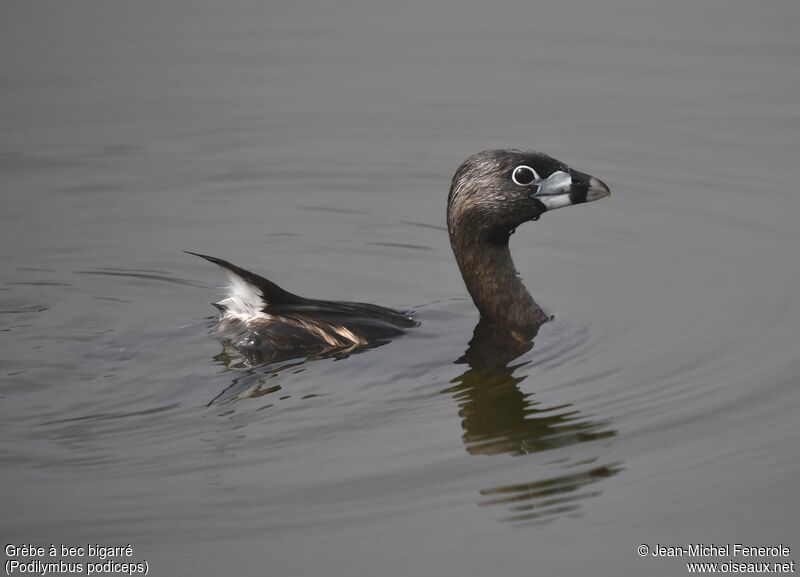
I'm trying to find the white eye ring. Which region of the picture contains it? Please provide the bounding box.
[512,165,540,186]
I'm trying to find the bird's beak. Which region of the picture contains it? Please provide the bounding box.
[532,169,610,212]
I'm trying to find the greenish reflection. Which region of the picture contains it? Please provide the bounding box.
[447,320,621,524]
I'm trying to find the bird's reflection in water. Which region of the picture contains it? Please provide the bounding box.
[206,352,302,406]
[206,342,365,405]
[206,317,621,524]
[446,320,621,524]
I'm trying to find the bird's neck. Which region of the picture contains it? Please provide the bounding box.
[449,221,548,338]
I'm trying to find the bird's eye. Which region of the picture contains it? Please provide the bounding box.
[511,165,539,186]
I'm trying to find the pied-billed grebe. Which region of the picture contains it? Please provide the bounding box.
[191,149,609,365]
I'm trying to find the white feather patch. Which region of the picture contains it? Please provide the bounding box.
[216,269,269,322]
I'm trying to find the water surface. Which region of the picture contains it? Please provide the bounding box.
[1,1,799,575]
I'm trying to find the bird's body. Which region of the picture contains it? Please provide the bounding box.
[192,149,608,366]
[187,253,415,366]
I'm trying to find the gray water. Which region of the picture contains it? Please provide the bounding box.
[2,1,799,575]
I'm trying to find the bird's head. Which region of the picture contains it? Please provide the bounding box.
[447,149,610,243]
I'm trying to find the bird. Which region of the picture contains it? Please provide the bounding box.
[190,149,609,366]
